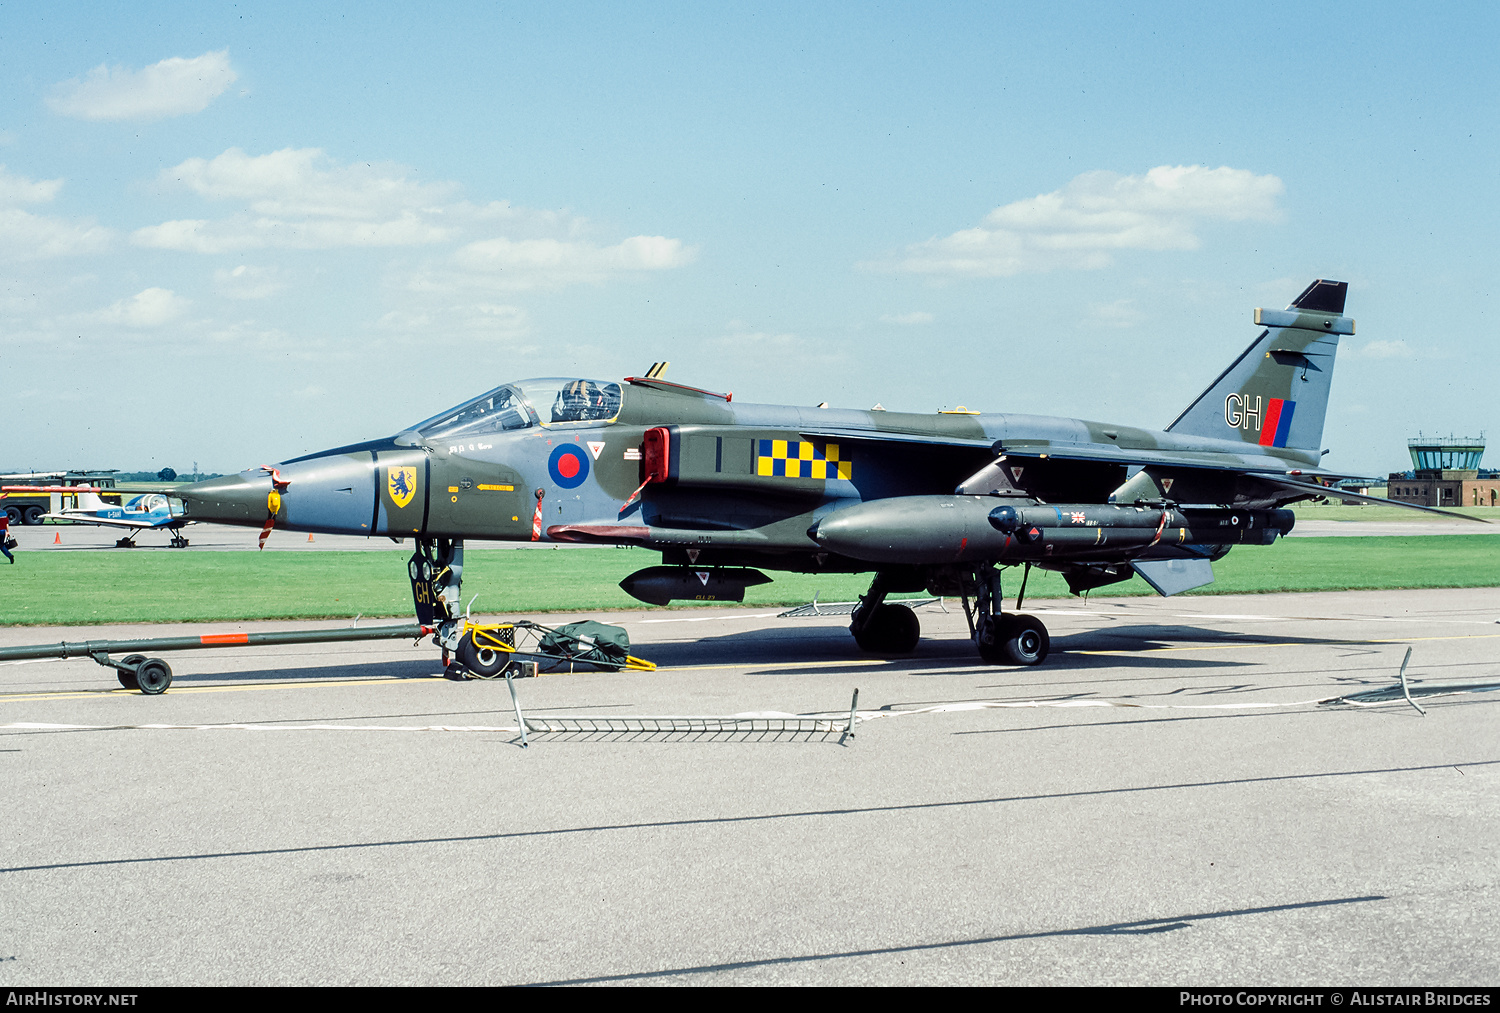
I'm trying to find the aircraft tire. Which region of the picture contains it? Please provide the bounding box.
[998,614,1049,666]
[116,655,146,690]
[456,632,508,679]
[852,603,920,653]
[875,603,920,653]
[135,659,172,695]
[975,617,1006,665]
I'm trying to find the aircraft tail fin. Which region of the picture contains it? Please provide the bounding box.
[1165,280,1353,462]
[73,491,107,511]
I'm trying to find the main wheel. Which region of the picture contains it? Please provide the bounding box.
[456,631,509,678]
[975,617,1009,664]
[998,614,1049,666]
[851,602,921,653]
[135,659,173,694]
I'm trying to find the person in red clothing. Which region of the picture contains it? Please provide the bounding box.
[0,511,14,563]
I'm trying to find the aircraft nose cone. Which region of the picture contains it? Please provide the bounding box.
[177,472,275,525]
[177,452,383,536]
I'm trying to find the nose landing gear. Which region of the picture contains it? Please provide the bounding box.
[409,537,466,675]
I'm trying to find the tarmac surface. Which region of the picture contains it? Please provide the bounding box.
[3,588,1498,985]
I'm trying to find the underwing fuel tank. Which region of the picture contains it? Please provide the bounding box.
[809,496,1294,564]
[619,566,773,606]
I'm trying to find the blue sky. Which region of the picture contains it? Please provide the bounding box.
[2,2,1495,476]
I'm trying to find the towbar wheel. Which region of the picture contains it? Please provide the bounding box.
[135,659,173,695]
[116,654,146,690]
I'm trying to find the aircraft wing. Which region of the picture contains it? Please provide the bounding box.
[992,440,1305,475]
[797,428,992,450]
[1254,476,1491,522]
[43,512,191,530]
[993,442,1487,522]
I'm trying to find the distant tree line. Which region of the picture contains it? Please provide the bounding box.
[113,470,225,483]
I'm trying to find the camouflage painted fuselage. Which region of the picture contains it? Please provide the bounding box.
[176,281,1357,596]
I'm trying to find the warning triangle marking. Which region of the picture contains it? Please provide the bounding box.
[1161,477,1175,493]
[686,548,700,563]
[696,571,711,586]
[586,441,605,460]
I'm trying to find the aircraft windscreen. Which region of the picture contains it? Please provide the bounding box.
[127,494,169,512]
[415,386,536,440]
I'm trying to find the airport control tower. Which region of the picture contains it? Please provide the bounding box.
[1388,435,1499,508]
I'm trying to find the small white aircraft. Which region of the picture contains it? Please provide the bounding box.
[40,488,193,548]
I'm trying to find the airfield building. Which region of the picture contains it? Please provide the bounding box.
[1387,436,1500,508]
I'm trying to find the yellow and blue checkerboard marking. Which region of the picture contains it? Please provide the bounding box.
[756,440,852,479]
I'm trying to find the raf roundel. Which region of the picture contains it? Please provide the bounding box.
[548,444,590,489]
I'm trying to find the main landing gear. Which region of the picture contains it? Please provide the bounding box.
[849,564,1051,666]
[967,563,1049,666]
[849,572,921,654]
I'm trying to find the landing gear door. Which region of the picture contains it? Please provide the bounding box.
[409,551,440,626]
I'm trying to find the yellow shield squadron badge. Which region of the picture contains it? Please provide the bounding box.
[388,466,417,509]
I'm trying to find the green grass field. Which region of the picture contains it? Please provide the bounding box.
[3,536,1498,626]
[1291,502,1499,522]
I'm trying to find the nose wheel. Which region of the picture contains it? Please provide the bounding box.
[410,537,468,672]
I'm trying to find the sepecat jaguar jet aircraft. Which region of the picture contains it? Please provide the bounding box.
[175,279,1474,669]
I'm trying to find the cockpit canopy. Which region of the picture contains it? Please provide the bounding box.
[126,494,171,513]
[413,378,623,441]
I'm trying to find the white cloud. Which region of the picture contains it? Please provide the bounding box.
[1348,339,1415,359]
[163,147,457,219]
[440,234,694,289]
[134,149,465,251]
[47,51,237,121]
[0,165,62,204]
[134,212,453,253]
[1087,298,1147,329]
[134,148,692,291]
[97,288,188,327]
[213,264,285,300]
[0,166,111,259]
[879,165,1284,277]
[0,209,112,259]
[378,302,529,337]
[880,311,934,325]
[703,325,848,374]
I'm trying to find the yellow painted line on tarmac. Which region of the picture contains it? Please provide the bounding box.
[8,632,1496,701]
[655,659,889,673]
[1075,632,1500,657]
[0,659,876,703]
[0,675,442,704]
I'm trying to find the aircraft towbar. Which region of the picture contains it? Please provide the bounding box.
[0,623,434,695]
